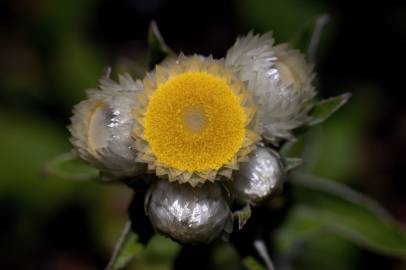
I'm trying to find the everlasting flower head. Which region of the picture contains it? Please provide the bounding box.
[132,54,258,186]
[69,74,146,178]
[226,32,316,141]
[69,31,317,243]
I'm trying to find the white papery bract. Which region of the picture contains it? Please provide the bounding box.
[226,32,316,142]
[145,179,233,244]
[230,147,284,204]
[69,74,146,178]
[67,29,323,244]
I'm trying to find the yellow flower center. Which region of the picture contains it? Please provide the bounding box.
[144,72,246,172]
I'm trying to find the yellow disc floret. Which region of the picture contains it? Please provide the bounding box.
[144,72,246,172]
[132,55,258,186]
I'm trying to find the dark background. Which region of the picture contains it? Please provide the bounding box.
[1,0,405,269]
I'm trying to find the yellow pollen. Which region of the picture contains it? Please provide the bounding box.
[144,72,246,172]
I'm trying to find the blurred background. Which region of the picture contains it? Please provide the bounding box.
[1,0,406,269]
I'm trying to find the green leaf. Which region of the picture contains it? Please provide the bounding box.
[290,14,330,62]
[132,235,181,269]
[281,173,406,259]
[243,256,266,270]
[147,21,173,70]
[307,93,351,126]
[233,204,252,230]
[284,157,303,172]
[276,212,362,270]
[43,152,99,181]
[106,221,144,270]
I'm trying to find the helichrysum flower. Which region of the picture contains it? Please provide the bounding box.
[145,179,233,244]
[132,54,259,186]
[69,74,146,178]
[226,32,316,142]
[69,31,316,243]
[230,147,284,205]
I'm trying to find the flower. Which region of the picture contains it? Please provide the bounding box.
[69,74,146,178]
[69,31,316,243]
[225,32,316,142]
[145,179,233,244]
[229,147,284,205]
[132,54,258,186]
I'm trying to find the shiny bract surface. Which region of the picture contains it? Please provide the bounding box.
[225,32,315,142]
[145,180,232,243]
[230,147,284,204]
[69,75,146,178]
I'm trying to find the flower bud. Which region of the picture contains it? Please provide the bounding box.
[225,32,316,142]
[69,74,146,178]
[230,147,284,204]
[145,180,232,244]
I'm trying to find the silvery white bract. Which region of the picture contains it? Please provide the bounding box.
[145,180,233,244]
[67,29,323,244]
[69,74,146,178]
[230,147,285,204]
[226,32,316,143]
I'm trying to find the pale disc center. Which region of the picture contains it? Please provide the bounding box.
[182,106,207,133]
